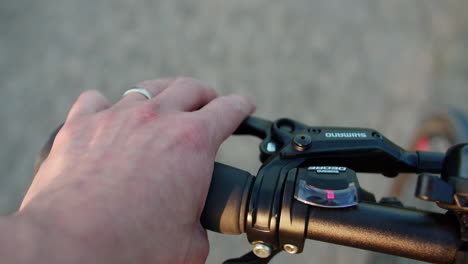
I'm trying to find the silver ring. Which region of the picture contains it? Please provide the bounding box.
[123,87,152,100]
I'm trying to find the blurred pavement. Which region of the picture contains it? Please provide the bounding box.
[1,1,468,263]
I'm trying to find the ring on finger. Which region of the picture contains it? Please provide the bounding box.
[123,87,153,100]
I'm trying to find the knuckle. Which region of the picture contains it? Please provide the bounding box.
[130,104,160,123]
[204,86,217,97]
[175,77,212,91]
[219,95,245,114]
[172,77,217,100]
[173,118,209,151]
[78,89,100,100]
[55,119,82,143]
[174,76,200,84]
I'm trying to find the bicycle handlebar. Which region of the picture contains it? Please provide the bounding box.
[37,116,468,264]
[305,202,459,263]
[202,163,461,263]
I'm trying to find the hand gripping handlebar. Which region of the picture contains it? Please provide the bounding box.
[37,117,468,264]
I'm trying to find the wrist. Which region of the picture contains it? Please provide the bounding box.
[15,201,124,264]
[0,213,43,264]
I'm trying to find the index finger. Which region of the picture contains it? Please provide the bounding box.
[196,94,256,146]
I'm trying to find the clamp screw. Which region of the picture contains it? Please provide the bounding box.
[283,244,299,254]
[293,134,312,151]
[252,242,272,258]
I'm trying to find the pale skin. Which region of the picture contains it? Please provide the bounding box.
[0,77,255,263]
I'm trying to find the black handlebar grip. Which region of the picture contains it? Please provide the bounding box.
[201,162,253,235]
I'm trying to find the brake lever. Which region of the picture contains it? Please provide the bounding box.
[234,116,272,139]
[243,117,445,176]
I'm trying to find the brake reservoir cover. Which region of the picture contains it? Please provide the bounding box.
[294,166,361,208]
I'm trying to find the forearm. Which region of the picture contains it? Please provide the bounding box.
[12,191,191,264]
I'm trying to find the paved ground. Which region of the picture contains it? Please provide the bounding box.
[1,1,468,263]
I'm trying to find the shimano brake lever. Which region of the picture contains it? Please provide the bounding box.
[234,116,272,139]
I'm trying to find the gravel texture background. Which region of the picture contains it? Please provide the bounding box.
[1,1,468,263]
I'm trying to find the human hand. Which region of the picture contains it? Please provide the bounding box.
[17,77,255,264]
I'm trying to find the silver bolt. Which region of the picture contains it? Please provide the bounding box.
[252,242,272,258]
[283,244,299,254]
[266,142,277,152]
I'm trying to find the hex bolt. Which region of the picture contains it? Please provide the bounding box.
[283,244,299,254]
[252,242,272,258]
[293,134,312,151]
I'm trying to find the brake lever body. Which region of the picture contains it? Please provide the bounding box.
[229,116,448,263]
[238,117,444,176]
